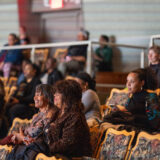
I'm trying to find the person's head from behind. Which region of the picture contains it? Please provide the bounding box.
[126,68,157,94]
[99,35,109,48]
[74,72,96,92]
[45,57,57,71]
[8,33,17,46]
[34,84,54,110]
[24,63,37,79]
[148,46,160,65]
[77,30,90,41]
[53,80,82,112]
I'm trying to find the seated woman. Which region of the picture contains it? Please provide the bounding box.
[5,62,41,125]
[44,80,92,158]
[0,84,58,160]
[104,68,158,130]
[0,33,23,78]
[74,72,101,126]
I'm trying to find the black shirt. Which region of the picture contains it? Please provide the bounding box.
[126,90,148,115]
[67,45,88,58]
[13,77,41,104]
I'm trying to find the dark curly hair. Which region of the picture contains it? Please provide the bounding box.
[53,80,84,112]
[35,84,54,108]
[131,67,158,90]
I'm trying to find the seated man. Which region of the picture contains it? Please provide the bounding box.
[5,63,41,125]
[40,58,63,85]
[94,35,113,71]
[58,30,89,75]
[148,45,160,87]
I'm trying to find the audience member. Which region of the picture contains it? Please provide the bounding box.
[94,35,113,71]
[44,80,92,158]
[40,58,63,85]
[104,68,158,130]
[17,59,31,86]
[58,30,89,75]
[5,63,41,125]
[0,84,58,160]
[74,72,101,125]
[148,45,160,87]
[0,33,23,77]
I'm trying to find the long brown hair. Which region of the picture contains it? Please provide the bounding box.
[53,80,84,113]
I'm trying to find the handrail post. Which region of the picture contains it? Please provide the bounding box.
[140,49,145,68]
[31,47,35,63]
[86,41,92,75]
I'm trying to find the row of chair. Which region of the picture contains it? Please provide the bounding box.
[1,117,160,160]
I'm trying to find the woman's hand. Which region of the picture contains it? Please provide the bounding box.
[12,128,24,144]
[23,136,35,145]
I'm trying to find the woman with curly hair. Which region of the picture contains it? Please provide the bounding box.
[1,84,59,160]
[44,80,92,158]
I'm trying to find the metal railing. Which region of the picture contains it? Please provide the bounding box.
[149,34,160,47]
[0,40,148,76]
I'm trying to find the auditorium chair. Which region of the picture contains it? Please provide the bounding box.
[8,117,31,135]
[128,131,160,160]
[34,48,49,72]
[0,145,12,159]
[96,128,135,160]
[101,88,129,119]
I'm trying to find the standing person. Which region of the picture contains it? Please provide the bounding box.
[40,58,63,85]
[74,72,101,126]
[44,80,92,158]
[148,45,160,88]
[0,84,59,160]
[0,33,23,77]
[94,35,113,71]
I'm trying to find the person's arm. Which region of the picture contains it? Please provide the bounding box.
[70,56,86,62]
[82,90,99,114]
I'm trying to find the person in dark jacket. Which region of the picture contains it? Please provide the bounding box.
[104,68,158,130]
[148,45,160,88]
[44,80,92,158]
[6,63,41,125]
[40,58,63,85]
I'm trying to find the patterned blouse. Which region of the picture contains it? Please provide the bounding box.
[23,110,53,140]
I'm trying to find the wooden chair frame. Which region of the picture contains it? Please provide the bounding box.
[96,128,135,160]
[128,131,160,160]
